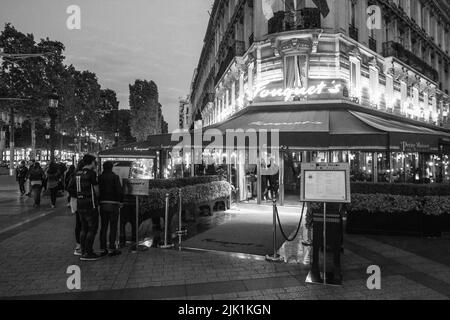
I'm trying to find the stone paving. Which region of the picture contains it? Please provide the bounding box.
[0,187,449,300]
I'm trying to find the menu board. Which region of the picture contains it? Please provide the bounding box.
[301,163,351,203]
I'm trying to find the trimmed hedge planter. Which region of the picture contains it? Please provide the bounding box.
[346,191,450,237]
[138,180,232,225]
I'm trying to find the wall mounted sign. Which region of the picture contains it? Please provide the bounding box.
[248,79,342,103]
[400,141,431,153]
[300,163,351,203]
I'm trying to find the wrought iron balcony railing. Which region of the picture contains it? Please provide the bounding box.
[369,36,377,52]
[268,8,321,34]
[382,41,439,82]
[349,24,359,41]
[215,40,246,85]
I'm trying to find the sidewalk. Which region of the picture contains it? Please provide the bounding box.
[0,200,449,300]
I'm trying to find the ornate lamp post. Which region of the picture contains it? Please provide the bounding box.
[47,89,59,163]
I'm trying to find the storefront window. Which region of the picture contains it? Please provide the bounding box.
[377,152,390,183]
[350,152,373,182]
[443,155,450,183]
[391,152,419,183]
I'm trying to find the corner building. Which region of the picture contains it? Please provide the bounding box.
[189,0,450,204]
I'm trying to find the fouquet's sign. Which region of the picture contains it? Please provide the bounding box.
[249,80,342,102]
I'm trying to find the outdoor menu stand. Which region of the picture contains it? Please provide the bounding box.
[301,163,351,287]
[307,203,343,286]
[123,179,151,253]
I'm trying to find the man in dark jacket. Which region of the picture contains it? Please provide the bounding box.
[98,161,123,257]
[16,161,28,196]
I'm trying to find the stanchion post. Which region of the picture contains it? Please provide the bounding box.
[323,202,327,285]
[160,193,174,249]
[265,199,283,262]
[178,189,182,250]
[132,196,139,253]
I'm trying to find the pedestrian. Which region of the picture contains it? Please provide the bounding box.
[25,159,36,197]
[75,154,101,261]
[99,161,123,257]
[46,162,60,209]
[15,160,28,196]
[27,162,45,208]
[65,165,76,208]
[66,161,83,256]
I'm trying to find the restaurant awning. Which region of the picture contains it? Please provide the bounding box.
[208,108,387,150]
[350,111,450,153]
[99,134,176,159]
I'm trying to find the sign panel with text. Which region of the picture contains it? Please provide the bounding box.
[300,163,351,203]
[123,179,150,196]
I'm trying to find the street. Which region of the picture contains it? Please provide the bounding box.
[0,177,449,300]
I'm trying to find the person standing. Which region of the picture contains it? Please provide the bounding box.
[99,161,123,257]
[16,160,28,196]
[75,155,100,261]
[27,162,45,208]
[46,162,60,209]
[66,161,83,256]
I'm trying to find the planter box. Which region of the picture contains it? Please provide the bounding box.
[347,210,424,236]
[347,210,449,237]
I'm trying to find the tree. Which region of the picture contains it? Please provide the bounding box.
[0,24,67,160]
[129,79,161,142]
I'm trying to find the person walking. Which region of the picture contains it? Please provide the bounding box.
[27,162,45,208]
[16,160,28,196]
[99,161,123,257]
[74,154,100,261]
[66,161,83,256]
[46,162,60,209]
[25,160,35,197]
[65,165,76,208]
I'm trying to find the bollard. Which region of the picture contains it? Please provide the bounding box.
[160,193,174,249]
[265,199,284,262]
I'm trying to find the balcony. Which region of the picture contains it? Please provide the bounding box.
[349,24,359,42]
[382,41,439,82]
[215,40,246,85]
[268,8,321,34]
[249,33,254,47]
[369,36,377,52]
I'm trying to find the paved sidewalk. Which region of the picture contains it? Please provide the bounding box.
[0,200,449,300]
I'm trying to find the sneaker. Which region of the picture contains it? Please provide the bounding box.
[51,205,55,209]
[100,250,109,257]
[108,250,122,257]
[80,253,101,261]
[74,248,82,256]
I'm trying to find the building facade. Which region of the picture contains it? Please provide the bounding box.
[189,0,450,203]
[179,96,192,130]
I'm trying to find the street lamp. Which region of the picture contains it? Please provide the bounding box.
[114,130,120,147]
[45,132,50,161]
[47,89,59,163]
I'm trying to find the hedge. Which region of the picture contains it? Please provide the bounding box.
[351,182,450,197]
[146,175,219,190]
[140,181,232,212]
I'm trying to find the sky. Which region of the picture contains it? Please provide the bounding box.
[0,0,212,131]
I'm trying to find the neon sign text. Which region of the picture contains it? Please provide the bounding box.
[250,81,342,102]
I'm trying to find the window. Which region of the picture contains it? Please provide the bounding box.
[350,2,356,26]
[284,55,308,88]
